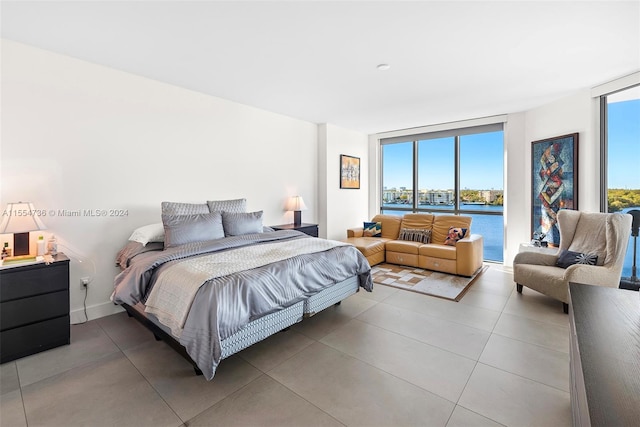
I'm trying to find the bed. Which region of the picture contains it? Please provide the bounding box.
[111,200,372,380]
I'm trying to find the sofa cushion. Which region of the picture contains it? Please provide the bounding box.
[386,240,422,255]
[419,243,457,260]
[363,221,382,237]
[371,214,402,239]
[400,213,434,230]
[432,215,472,245]
[345,237,387,258]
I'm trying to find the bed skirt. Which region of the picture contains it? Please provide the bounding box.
[121,274,360,374]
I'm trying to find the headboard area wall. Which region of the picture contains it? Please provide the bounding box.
[1,40,319,322]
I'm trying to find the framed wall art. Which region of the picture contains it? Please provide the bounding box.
[340,154,360,189]
[531,133,579,247]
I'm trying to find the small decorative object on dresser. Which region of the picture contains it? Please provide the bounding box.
[270,223,319,237]
[0,253,70,363]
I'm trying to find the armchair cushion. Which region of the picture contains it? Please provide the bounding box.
[566,213,607,265]
[556,250,598,269]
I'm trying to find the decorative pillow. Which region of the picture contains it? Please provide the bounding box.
[398,228,431,244]
[162,212,224,248]
[363,221,382,237]
[207,198,247,214]
[444,227,467,246]
[161,201,209,216]
[222,211,263,236]
[556,250,598,269]
[128,223,165,246]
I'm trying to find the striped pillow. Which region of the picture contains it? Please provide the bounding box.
[398,228,431,244]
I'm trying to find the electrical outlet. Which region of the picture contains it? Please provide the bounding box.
[81,277,90,287]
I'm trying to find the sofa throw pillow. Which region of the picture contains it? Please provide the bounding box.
[363,221,382,237]
[398,228,431,244]
[444,227,467,246]
[556,250,598,269]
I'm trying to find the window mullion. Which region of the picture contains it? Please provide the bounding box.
[454,135,460,213]
[413,140,419,212]
[600,95,608,212]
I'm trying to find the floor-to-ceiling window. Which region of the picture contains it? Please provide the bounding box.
[381,124,504,262]
[601,85,640,279]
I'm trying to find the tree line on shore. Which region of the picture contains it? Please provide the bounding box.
[608,189,640,212]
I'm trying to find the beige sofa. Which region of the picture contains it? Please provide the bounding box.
[344,213,484,276]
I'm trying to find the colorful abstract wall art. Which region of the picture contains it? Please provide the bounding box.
[531,133,579,246]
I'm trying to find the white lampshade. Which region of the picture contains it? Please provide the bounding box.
[0,202,47,233]
[285,196,308,212]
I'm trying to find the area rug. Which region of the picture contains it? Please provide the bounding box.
[371,263,488,301]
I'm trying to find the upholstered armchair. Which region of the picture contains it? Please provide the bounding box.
[514,210,632,313]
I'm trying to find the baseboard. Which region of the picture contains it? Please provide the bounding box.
[70,301,124,324]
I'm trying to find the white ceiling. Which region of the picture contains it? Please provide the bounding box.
[2,1,639,134]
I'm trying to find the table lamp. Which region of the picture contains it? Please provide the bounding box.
[285,196,307,226]
[0,202,47,256]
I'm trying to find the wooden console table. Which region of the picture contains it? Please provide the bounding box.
[569,282,640,426]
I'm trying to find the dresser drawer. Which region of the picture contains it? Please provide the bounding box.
[0,262,69,302]
[0,315,70,363]
[1,290,69,331]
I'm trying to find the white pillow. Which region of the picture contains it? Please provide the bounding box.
[128,223,165,246]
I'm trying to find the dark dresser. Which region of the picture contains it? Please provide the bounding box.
[0,254,70,363]
[569,282,640,427]
[270,223,319,237]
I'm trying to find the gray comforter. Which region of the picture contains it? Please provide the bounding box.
[112,230,372,379]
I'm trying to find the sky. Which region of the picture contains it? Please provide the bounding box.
[382,98,639,191]
[607,98,640,189]
[382,131,504,190]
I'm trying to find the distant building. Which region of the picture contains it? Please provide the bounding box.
[424,190,454,205]
[479,190,503,203]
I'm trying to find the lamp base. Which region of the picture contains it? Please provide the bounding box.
[13,232,30,256]
[619,277,640,291]
[293,211,302,226]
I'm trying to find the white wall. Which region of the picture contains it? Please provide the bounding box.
[1,40,319,322]
[318,124,369,240]
[504,89,597,266]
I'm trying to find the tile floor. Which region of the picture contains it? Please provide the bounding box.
[0,265,572,427]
